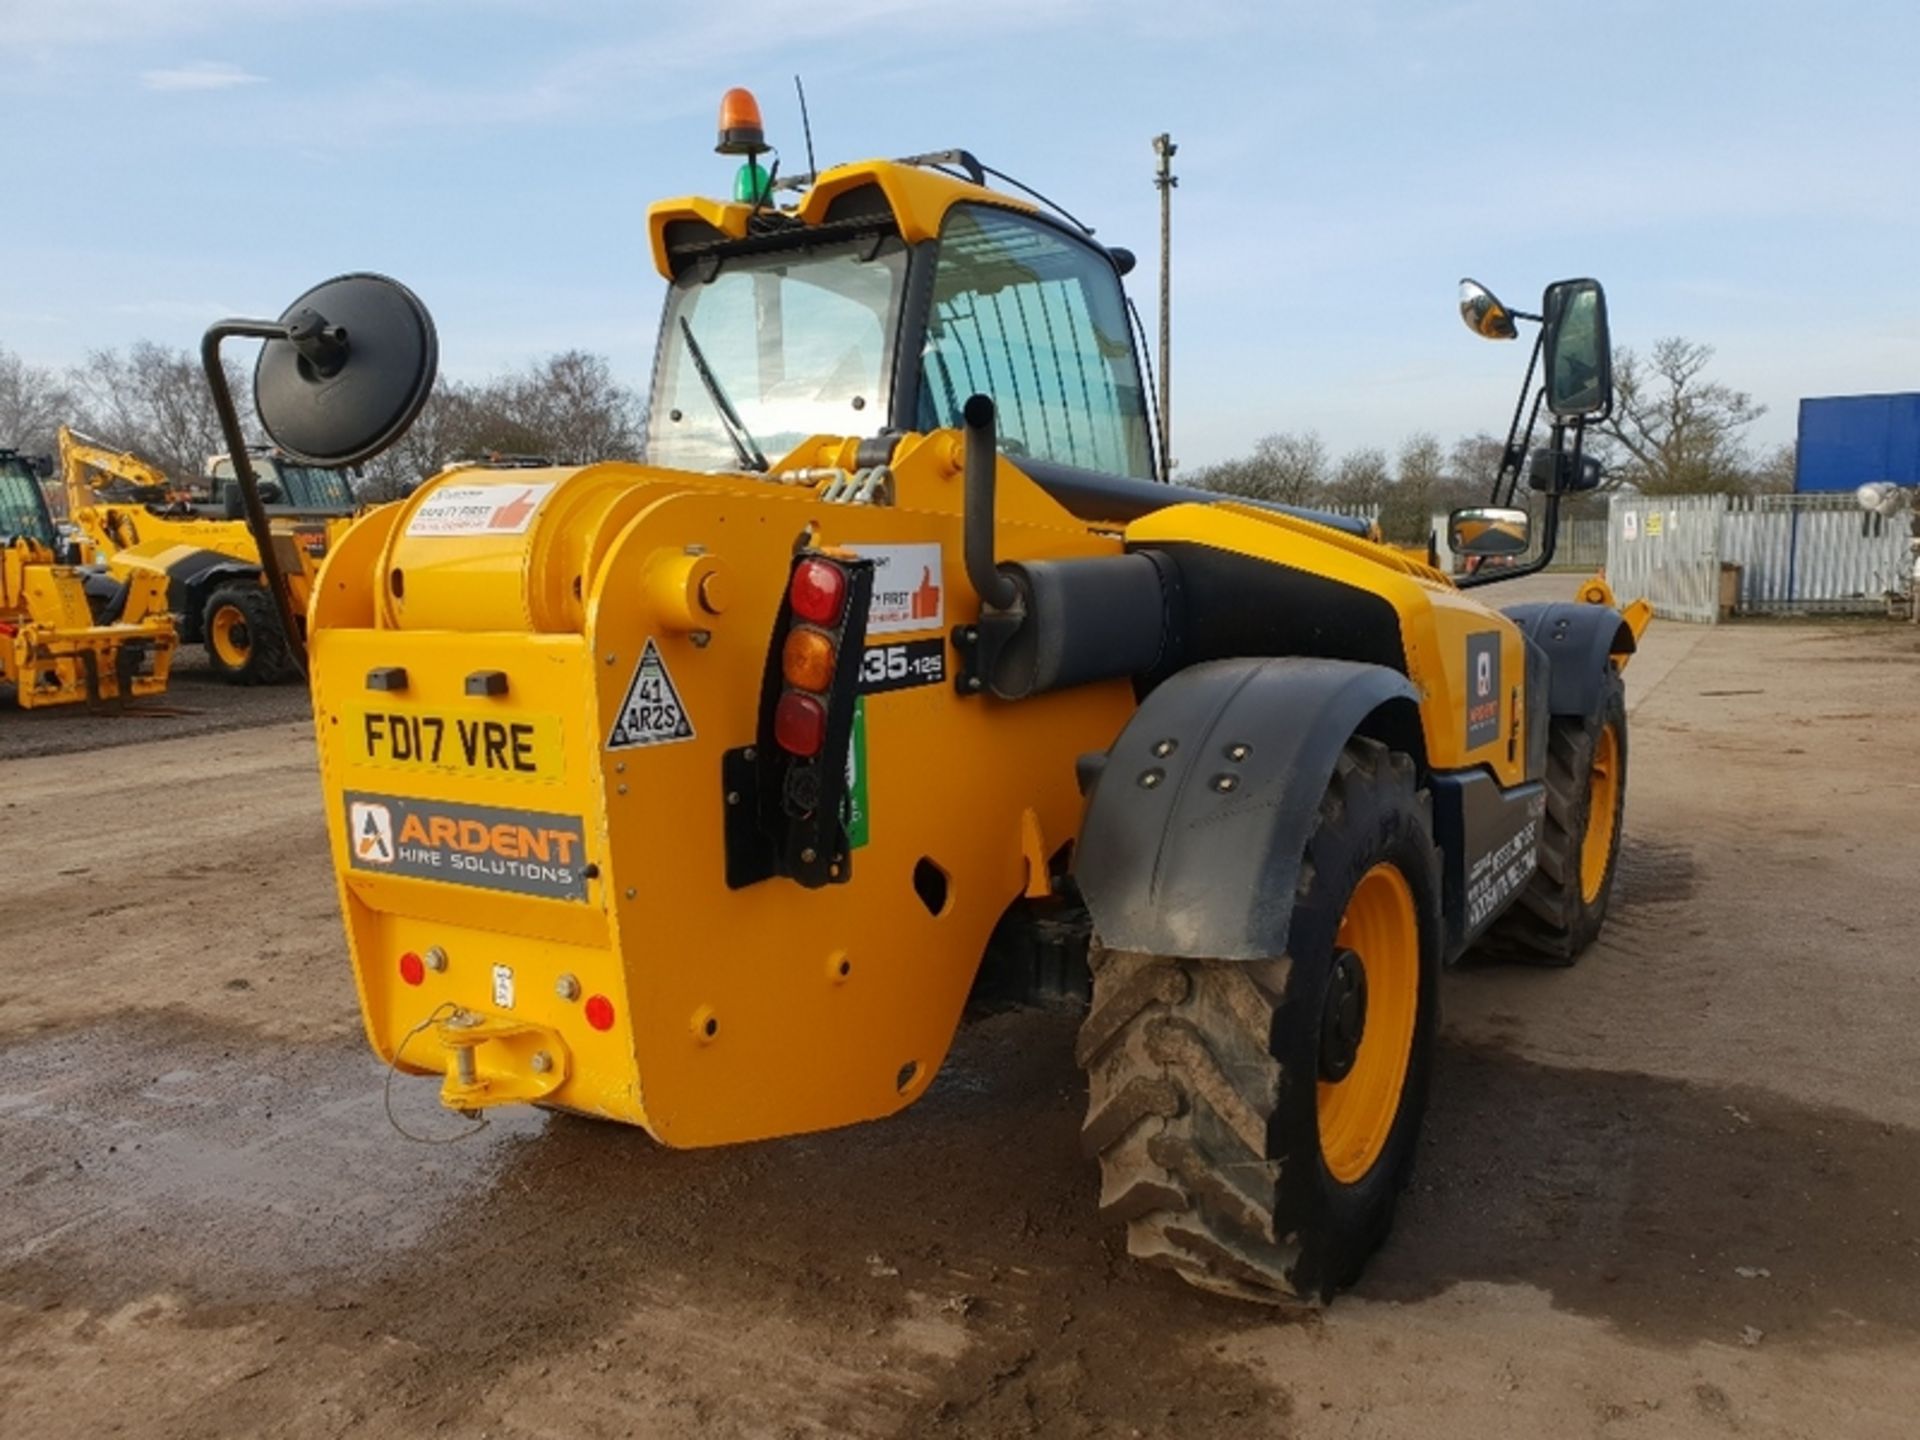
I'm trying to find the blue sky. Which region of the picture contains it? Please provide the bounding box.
[5,0,1916,470]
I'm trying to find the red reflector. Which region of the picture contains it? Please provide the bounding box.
[789,558,847,626]
[398,951,425,986]
[584,994,616,1032]
[774,691,827,756]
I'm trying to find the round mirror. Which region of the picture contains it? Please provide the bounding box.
[1459,279,1517,341]
[253,273,437,467]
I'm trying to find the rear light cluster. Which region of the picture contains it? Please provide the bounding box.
[774,557,852,759]
[722,550,874,890]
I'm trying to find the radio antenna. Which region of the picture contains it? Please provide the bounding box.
[794,74,819,184]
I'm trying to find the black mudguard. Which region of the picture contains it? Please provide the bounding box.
[1075,657,1423,961]
[1502,602,1634,719]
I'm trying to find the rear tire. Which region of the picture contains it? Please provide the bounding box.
[201,583,295,686]
[1078,737,1441,1305]
[1478,667,1628,965]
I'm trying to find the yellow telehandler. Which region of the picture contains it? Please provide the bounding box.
[59,425,358,683]
[202,92,1643,1305]
[1,447,176,708]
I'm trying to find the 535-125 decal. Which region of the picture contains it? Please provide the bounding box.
[859,638,946,694]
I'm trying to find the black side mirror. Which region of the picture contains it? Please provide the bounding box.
[1527,447,1605,493]
[1541,278,1611,418]
[29,454,54,479]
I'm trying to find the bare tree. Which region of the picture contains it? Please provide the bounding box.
[1191,430,1329,504]
[1748,440,1797,494]
[1378,432,1445,543]
[355,352,646,500]
[1597,338,1764,494]
[69,342,251,483]
[1327,447,1391,508]
[0,346,76,458]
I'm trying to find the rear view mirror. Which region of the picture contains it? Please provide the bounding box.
[1459,279,1518,341]
[1541,278,1611,418]
[1450,505,1531,558]
[253,273,438,467]
[29,454,54,479]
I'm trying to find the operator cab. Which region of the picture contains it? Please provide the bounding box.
[207,449,356,519]
[645,127,1368,536]
[0,451,57,550]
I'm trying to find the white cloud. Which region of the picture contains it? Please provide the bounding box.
[141,60,266,92]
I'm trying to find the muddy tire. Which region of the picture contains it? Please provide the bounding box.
[201,583,295,686]
[1077,737,1441,1306]
[1478,668,1627,965]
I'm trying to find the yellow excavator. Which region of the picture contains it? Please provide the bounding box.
[199,92,1650,1306]
[59,425,356,683]
[1,446,175,708]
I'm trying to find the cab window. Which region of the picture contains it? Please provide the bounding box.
[920,205,1153,479]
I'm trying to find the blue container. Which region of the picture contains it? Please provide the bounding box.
[1795,393,1920,493]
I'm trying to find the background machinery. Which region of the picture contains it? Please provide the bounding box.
[59,426,357,683]
[0,446,175,708]
[206,93,1642,1305]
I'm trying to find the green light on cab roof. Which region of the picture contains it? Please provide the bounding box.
[734,159,772,205]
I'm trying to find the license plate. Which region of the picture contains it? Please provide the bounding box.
[350,704,562,782]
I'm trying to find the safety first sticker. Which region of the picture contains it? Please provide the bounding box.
[406,482,555,537]
[851,543,943,634]
[344,791,589,901]
[607,638,694,749]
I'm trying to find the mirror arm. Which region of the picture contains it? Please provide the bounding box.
[201,317,308,677]
[1460,419,1580,590]
[1490,331,1545,506]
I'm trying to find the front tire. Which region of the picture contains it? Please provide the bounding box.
[1479,667,1628,965]
[201,583,294,686]
[1078,737,1441,1305]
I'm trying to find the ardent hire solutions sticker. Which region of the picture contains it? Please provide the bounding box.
[344,792,588,901]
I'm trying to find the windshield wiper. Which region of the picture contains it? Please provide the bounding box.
[678,317,769,472]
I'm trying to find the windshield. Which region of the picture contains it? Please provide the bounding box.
[648,236,907,471]
[211,457,355,511]
[0,459,54,547]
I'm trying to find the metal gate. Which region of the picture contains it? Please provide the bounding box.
[1720,494,1912,613]
[1608,496,1723,623]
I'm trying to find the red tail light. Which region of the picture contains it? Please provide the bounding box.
[584,994,616,1031]
[789,558,847,626]
[398,951,425,986]
[774,691,827,756]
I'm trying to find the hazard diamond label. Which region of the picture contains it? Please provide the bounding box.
[607,638,695,749]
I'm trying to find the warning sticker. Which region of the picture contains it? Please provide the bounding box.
[343,791,589,901]
[406,482,556,538]
[1622,510,1639,541]
[852,543,943,635]
[1645,511,1665,538]
[1466,632,1502,749]
[607,638,694,749]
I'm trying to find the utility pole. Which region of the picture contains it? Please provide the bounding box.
[1152,133,1177,481]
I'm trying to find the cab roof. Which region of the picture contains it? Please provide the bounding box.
[646,157,1039,281]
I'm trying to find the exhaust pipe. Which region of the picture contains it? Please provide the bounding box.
[963,394,1018,611]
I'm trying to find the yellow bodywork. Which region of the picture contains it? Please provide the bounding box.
[59,425,346,633]
[308,420,1572,1146]
[1,540,176,709]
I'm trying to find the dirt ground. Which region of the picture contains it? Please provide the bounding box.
[4,597,1919,1439]
[0,646,312,762]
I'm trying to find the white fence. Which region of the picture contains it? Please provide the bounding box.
[1608,492,1912,623]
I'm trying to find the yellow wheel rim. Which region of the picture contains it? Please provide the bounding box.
[1580,723,1621,904]
[1317,863,1420,1185]
[209,603,251,669]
